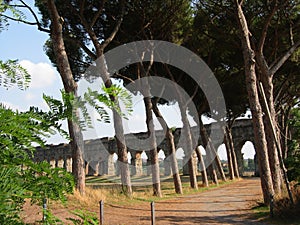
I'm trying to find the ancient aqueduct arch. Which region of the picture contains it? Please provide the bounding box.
[34,119,255,177]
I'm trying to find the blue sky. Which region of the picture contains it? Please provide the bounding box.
[0,4,255,160]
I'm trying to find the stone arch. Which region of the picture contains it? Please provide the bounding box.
[57,157,64,168]
[129,150,143,176]
[49,157,56,168]
[241,141,256,176]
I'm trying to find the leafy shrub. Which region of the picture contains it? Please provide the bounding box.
[0,105,74,224]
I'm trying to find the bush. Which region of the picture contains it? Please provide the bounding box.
[273,185,300,220]
[0,105,74,224]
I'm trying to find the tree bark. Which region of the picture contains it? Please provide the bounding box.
[226,126,240,178]
[97,57,133,196]
[73,0,132,196]
[195,146,209,187]
[224,128,235,180]
[199,119,218,185]
[152,100,183,194]
[143,95,162,197]
[258,83,294,205]
[212,146,227,182]
[235,0,274,205]
[260,75,282,195]
[178,102,198,190]
[47,0,85,194]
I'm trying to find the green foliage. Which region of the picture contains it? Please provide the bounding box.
[44,85,132,130]
[0,165,25,225]
[0,59,30,90]
[0,104,75,224]
[24,161,74,204]
[39,209,64,225]
[285,107,300,184]
[67,210,99,225]
[85,84,133,120]
[0,0,26,30]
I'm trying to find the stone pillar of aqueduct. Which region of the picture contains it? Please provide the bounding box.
[34,119,255,177]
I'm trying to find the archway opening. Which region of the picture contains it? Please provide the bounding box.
[241,141,255,175]
[158,149,166,160]
[217,144,227,161]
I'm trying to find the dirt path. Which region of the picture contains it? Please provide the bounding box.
[103,177,268,225]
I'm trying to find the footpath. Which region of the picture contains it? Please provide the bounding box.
[104,177,269,225]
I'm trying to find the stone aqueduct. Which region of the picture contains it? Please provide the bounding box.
[34,119,255,177]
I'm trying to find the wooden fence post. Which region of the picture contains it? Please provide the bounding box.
[151,201,155,225]
[99,200,104,225]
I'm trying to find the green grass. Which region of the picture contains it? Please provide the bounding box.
[85,174,236,205]
[251,201,300,225]
[251,202,270,219]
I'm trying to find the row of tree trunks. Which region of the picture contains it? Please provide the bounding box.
[225,126,240,179]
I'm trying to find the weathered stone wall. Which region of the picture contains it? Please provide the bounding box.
[33,119,254,176]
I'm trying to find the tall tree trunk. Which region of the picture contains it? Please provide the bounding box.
[47,0,85,194]
[199,118,226,181]
[143,94,162,197]
[226,126,240,178]
[199,119,218,185]
[257,58,282,196]
[113,108,132,196]
[235,0,274,205]
[212,147,227,182]
[76,1,132,196]
[258,83,294,205]
[164,65,198,189]
[152,99,183,194]
[178,102,198,189]
[195,146,209,187]
[224,128,235,180]
[97,56,133,196]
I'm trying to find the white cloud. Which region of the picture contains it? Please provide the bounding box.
[20,60,58,88]
[25,93,36,101]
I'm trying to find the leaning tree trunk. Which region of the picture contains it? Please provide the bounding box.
[235,0,274,205]
[178,102,198,190]
[195,146,209,187]
[261,79,282,195]
[226,126,240,178]
[212,147,227,182]
[224,128,235,180]
[199,119,218,185]
[47,0,85,194]
[257,57,282,196]
[96,56,133,196]
[112,108,132,196]
[198,118,226,181]
[152,100,183,194]
[143,95,162,197]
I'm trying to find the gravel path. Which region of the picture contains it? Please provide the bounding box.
[104,177,269,225]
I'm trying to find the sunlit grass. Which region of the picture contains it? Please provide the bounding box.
[84,174,236,205]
